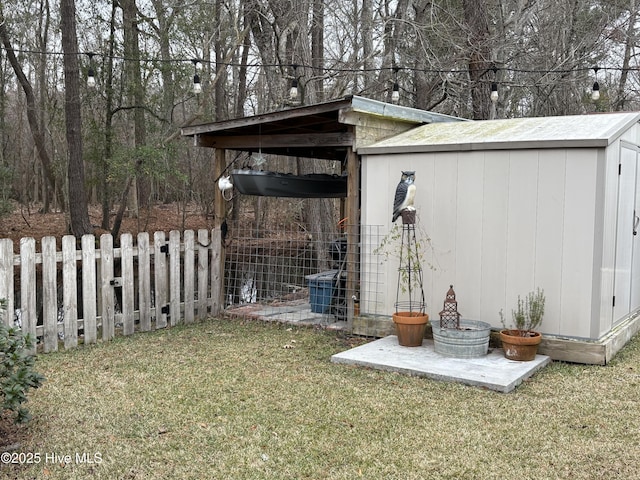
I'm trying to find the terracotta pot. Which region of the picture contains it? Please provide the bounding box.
[500,329,542,361]
[393,311,429,347]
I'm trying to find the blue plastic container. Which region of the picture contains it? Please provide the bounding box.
[305,270,338,314]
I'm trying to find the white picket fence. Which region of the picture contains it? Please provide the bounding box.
[0,228,223,353]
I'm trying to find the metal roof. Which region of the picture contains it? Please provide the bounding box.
[359,112,640,154]
[180,95,466,160]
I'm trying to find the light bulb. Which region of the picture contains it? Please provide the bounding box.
[193,74,202,95]
[591,82,600,101]
[391,82,400,103]
[490,83,498,103]
[87,68,96,88]
[289,79,298,100]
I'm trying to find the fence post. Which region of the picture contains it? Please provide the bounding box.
[197,229,209,318]
[210,227,222,315]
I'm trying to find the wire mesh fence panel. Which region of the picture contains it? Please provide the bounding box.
[223,223,386,332]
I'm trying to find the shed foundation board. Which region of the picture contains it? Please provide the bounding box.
[331,336,550,393]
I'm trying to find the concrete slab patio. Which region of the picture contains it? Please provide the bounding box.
[331,335,551,393]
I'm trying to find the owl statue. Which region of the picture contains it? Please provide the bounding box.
[392,171,416,222]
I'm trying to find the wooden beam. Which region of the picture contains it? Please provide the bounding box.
[345,146,360,330]
[212,148,226,315]
[196,132,354,149]
[181,97,353,136]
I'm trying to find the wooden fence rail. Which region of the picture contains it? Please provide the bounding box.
[0,228,223,354]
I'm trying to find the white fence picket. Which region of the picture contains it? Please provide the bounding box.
[42,236,58,353]
[62,236,78,349]
[154,231,168,329]
[138,232,151,332]
[121,233,135,336]
[0,238,14,326]
[100,233,115,340]
[19,238,36,353]
[169,230,181,326]
[82,234,97,344]
[184,230,195,324]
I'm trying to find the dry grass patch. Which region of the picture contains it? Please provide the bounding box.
[2,318,640,479]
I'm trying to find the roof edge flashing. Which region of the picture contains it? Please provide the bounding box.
[348,96,468,125]
[359,138,611,155]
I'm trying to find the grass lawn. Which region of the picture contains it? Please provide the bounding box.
[2,317,640,479]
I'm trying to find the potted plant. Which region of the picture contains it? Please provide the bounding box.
[499,288,545,361]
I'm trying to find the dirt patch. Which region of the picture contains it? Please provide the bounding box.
[0,203,214,245]
[0,412,27,453]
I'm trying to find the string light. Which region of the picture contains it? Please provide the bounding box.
[86,52,96,88]
[591,66,600,101]
[490,65,498,103]
[1,45,633,101]
[191,59,202,95]
[289,64,299,100]
[490,82,498,103]
[391,67,400,103]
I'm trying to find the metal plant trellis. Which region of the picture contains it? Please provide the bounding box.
[395,210,426,314]
[439,284,461,329]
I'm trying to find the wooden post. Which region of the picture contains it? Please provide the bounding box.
[211,147,227,315]
[345,146,360,330]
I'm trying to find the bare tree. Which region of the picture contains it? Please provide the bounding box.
[0,5,64,211]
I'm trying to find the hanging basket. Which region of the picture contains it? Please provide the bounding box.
[393,311,429,347]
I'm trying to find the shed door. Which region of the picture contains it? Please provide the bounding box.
[613,145,639,323]
[631,155,640,314]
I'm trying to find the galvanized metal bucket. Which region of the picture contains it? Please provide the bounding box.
[431,319,492,358]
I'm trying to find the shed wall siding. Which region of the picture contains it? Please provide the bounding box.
[362,147,600,339]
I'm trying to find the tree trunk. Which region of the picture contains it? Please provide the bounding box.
[361,0,374,93]
[36,0,51,210]
[122,0,148,213]
[311,0,324,102]
[463,0,492,120]
[614,2,637,111]
[101,0,118,230]
[60,0,92,237]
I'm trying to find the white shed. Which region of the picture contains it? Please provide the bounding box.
[358,112,640,364]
